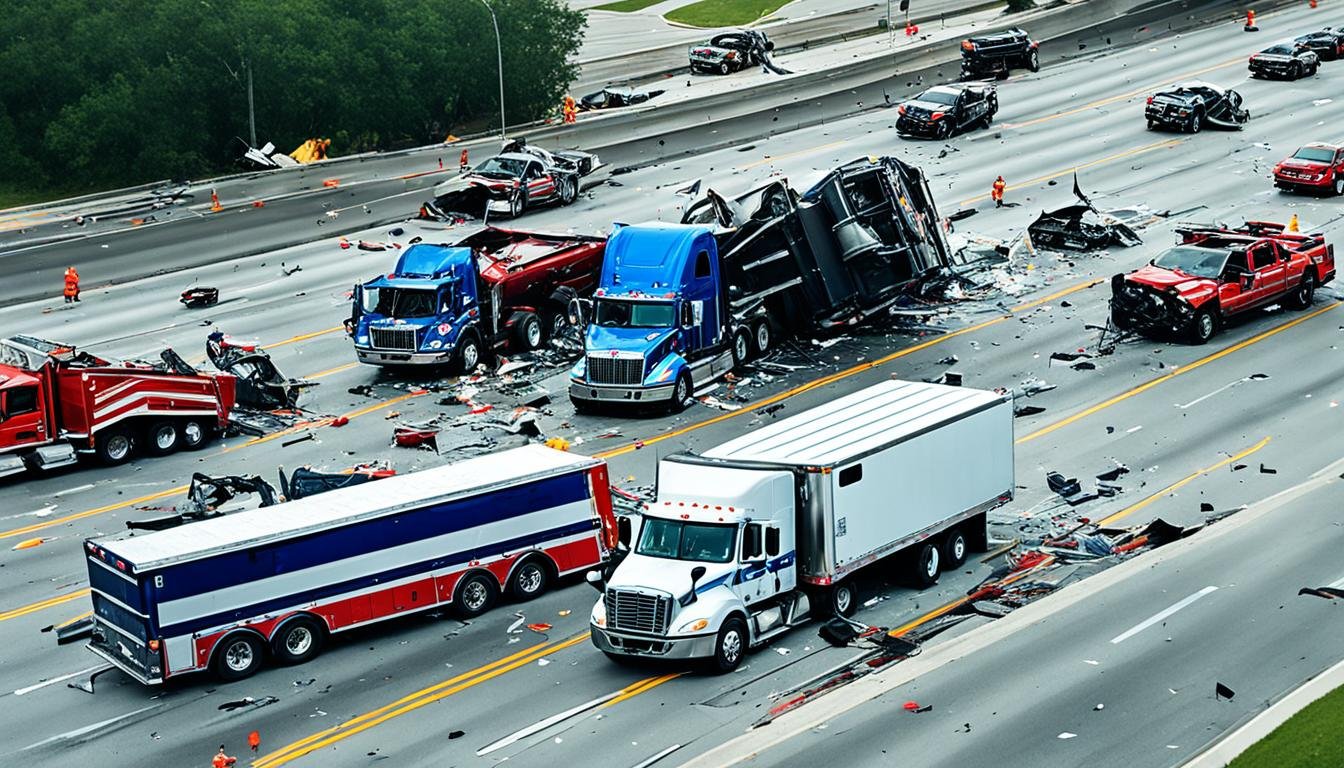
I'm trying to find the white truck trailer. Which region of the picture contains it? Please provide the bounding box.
[589,379,1013,672]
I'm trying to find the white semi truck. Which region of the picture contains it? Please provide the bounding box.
[588,379,1014,672]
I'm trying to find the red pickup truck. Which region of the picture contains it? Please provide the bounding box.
[1111,222,1335,343]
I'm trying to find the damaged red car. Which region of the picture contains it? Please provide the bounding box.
[1111,222,1335,343]
[1273,143,1344,195]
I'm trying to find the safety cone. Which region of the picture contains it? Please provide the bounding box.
[1310,0,1317,8]
[460,149,469,172]
[209,188,222,212]
[1244,9,1258,31]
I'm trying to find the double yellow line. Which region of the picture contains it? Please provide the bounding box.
[0,589,89,622]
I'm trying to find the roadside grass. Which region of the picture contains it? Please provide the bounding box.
[591,0,666,11]
[0,183,79,211]
[1228,684,1344,768]
[664,0,791,27]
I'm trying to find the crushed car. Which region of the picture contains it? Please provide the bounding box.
[422,138,600,220]
[1110,221,1335,343]
[1028,176,1142,251]
[1248,41,1319,79]
[1273,143,1344,196]
[1294,28,1344,61]
[1144,81,1248,132]
[206,331,316,410]
[960,28,1039,80]
[579,86,665,111]
[897,83,997,139]
[688,29,786,75]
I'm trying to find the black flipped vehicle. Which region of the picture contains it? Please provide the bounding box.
[960,28,1039,79]
[1295,28,1344,61]
[1144,81,1249,133]
[578,86,665,111]
[1248,42,1319,79]
[897,83,998,139]
[688,29,775,74]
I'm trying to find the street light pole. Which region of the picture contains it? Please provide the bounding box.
[246,59,257,148]
[480,0,506,141]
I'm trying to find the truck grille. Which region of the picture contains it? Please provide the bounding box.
[370,327,417,352]
[587,355,643,386]
[606,589,672,634]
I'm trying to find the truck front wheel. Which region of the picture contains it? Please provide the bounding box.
[910,541,941,588]
[1188,308,1217,344]
[456,333,482,373]
[710,617,748,673]
[731,329,752,368]
[96,427,134,466]
[669,372,694,414]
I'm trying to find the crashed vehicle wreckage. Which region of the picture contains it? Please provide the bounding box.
[960,28,1039,80]
[1110,221,1335,343]
[1027,176,1143,251]
[1144,81,1249,133]
[578,86,665,111]
[688,29,788,75]
[206,331,316,410]
[421,139,601,220]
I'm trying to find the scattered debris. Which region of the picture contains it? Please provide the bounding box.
[1215,682,1235,701]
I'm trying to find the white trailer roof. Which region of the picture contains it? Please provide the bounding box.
[703,380,1008,467]
[98,445,599,571]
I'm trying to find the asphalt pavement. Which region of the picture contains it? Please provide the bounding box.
[1,3,1343,767]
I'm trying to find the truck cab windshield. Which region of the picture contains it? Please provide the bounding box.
[636,517,736,563]
[595,299,675,328]
[1152,245,1229,279]
[364,287,441,318]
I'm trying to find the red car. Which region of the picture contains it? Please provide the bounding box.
[1274,143,1344,195]
[1111,222,1335,343]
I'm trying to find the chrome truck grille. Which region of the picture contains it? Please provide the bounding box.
[370,327,417,351]
[605,589,672,634]
[587,355,643,386]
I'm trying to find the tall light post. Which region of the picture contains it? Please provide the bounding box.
[480,0,506,140]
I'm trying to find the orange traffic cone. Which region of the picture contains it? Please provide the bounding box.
[210,188,222,212]
[460,149,469,171]
[1244,9,1258,30]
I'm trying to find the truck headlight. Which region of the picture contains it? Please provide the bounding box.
[591,600,607,627]
[677,618,709,633]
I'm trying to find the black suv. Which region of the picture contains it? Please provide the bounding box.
[960,28,1039,79]
[1145,82,1249,132]
[897,84,998,139]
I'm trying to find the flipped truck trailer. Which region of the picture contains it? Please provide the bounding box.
[84,444,616,683]
[589,379,1013,672]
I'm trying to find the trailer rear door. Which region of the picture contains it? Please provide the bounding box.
[85,546,161,683]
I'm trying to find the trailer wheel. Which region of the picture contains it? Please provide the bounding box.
[213,632,265,681]
[513,312,544,350]
[180,419,209,450]
[668,371,694,414]
[710,616,748,673]
[144,421,180,456]
[831,582,857,617]
[508,557,552,601]
[731,329,752,368]
[910,541,941,588]
[95,427,134,466]
[753,321,772,356]
[273,616,325,665]
[453,571,499,618]
[943,528,968,569]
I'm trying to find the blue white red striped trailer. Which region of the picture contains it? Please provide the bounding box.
[83,444,617,683]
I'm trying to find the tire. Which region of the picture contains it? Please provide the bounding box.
[509,189,527,217]
[455,332,482,373]
[731,329,752,368]
[272,617,325,665]
[831,581,857,617]
[144,421,179,457]
[1027,48,1039,72]
[718,61,730,75]
[1188,308,1217,344]
[213,633,265,681]
[1334,177,1344,196]
[709,617,748,674]
[1287,276,1316,310]
[910,541,941,589]
[1147,119,1156,131]
[668,371,693,414]
[513,312,543,350]
[545,310,569,341]
[180,419,209,450]
[558,175,577,205]
[95,427,134,466]
[753,321,772,356]
[453,571,499,619]
[943,528,968,569]
[508,557,551,601]
[1189,112,1202,133]
[1293,62,1303,80]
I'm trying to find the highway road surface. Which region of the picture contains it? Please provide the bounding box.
[0,3,1341,767]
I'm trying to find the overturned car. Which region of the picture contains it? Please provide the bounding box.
[688,30,786,75]
[1145,82,1248,132]
[422,139,601,220]
[579,86,665,111]
[960,28,1039,80]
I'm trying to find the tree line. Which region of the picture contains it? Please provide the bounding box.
[0,0,585,191]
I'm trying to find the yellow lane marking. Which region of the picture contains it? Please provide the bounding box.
[958,139,1180,207]
[1001,56,1245,131]
[220,390,423,454]
[253,633,591,767]
[593,278,1102,460]
[1097,437,1271,527]
[888,561,1051,637]
[738,140,850,171]
[602,672,684,708]
[265,327,343,349]
[306,362,359,380]
[1017,302,1339,445]
[0,589,90,622]
[0,487,183,541]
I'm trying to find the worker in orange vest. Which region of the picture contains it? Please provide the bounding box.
[562,95,578,124]
[991,176,1006,208]
[211,745,237,768]
[63,266,80,303]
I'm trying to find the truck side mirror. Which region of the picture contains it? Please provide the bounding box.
[617,515,632,548]
[680,565,708,607]
[586,569,606,593]
[765,527,780,557]
[743,523,763,560]
[569,297,591,327]
[680,303,694,328]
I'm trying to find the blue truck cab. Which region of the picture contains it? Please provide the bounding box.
[569,224,739,411]
[349,244,484,370]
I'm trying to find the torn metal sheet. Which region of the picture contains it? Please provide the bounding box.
[207,332,315,410]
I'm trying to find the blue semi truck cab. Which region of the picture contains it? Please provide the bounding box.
[569,224,764,411]
[349,244,486,370]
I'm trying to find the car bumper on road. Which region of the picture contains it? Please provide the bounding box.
[356,347,452,365]
[569,380,675,404]
[591,625,719,659]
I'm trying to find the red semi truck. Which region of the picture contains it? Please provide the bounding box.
[0,335,236,477]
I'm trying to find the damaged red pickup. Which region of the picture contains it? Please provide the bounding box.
[1111,222,1335,343]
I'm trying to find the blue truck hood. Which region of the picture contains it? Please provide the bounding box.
[586,323,676,355]
[393,244,473,280]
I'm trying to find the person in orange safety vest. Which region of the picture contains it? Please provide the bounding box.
[563,95,577,124]
[211,745,237,768]
[991,176,1006,208]
[63,266,80,303]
